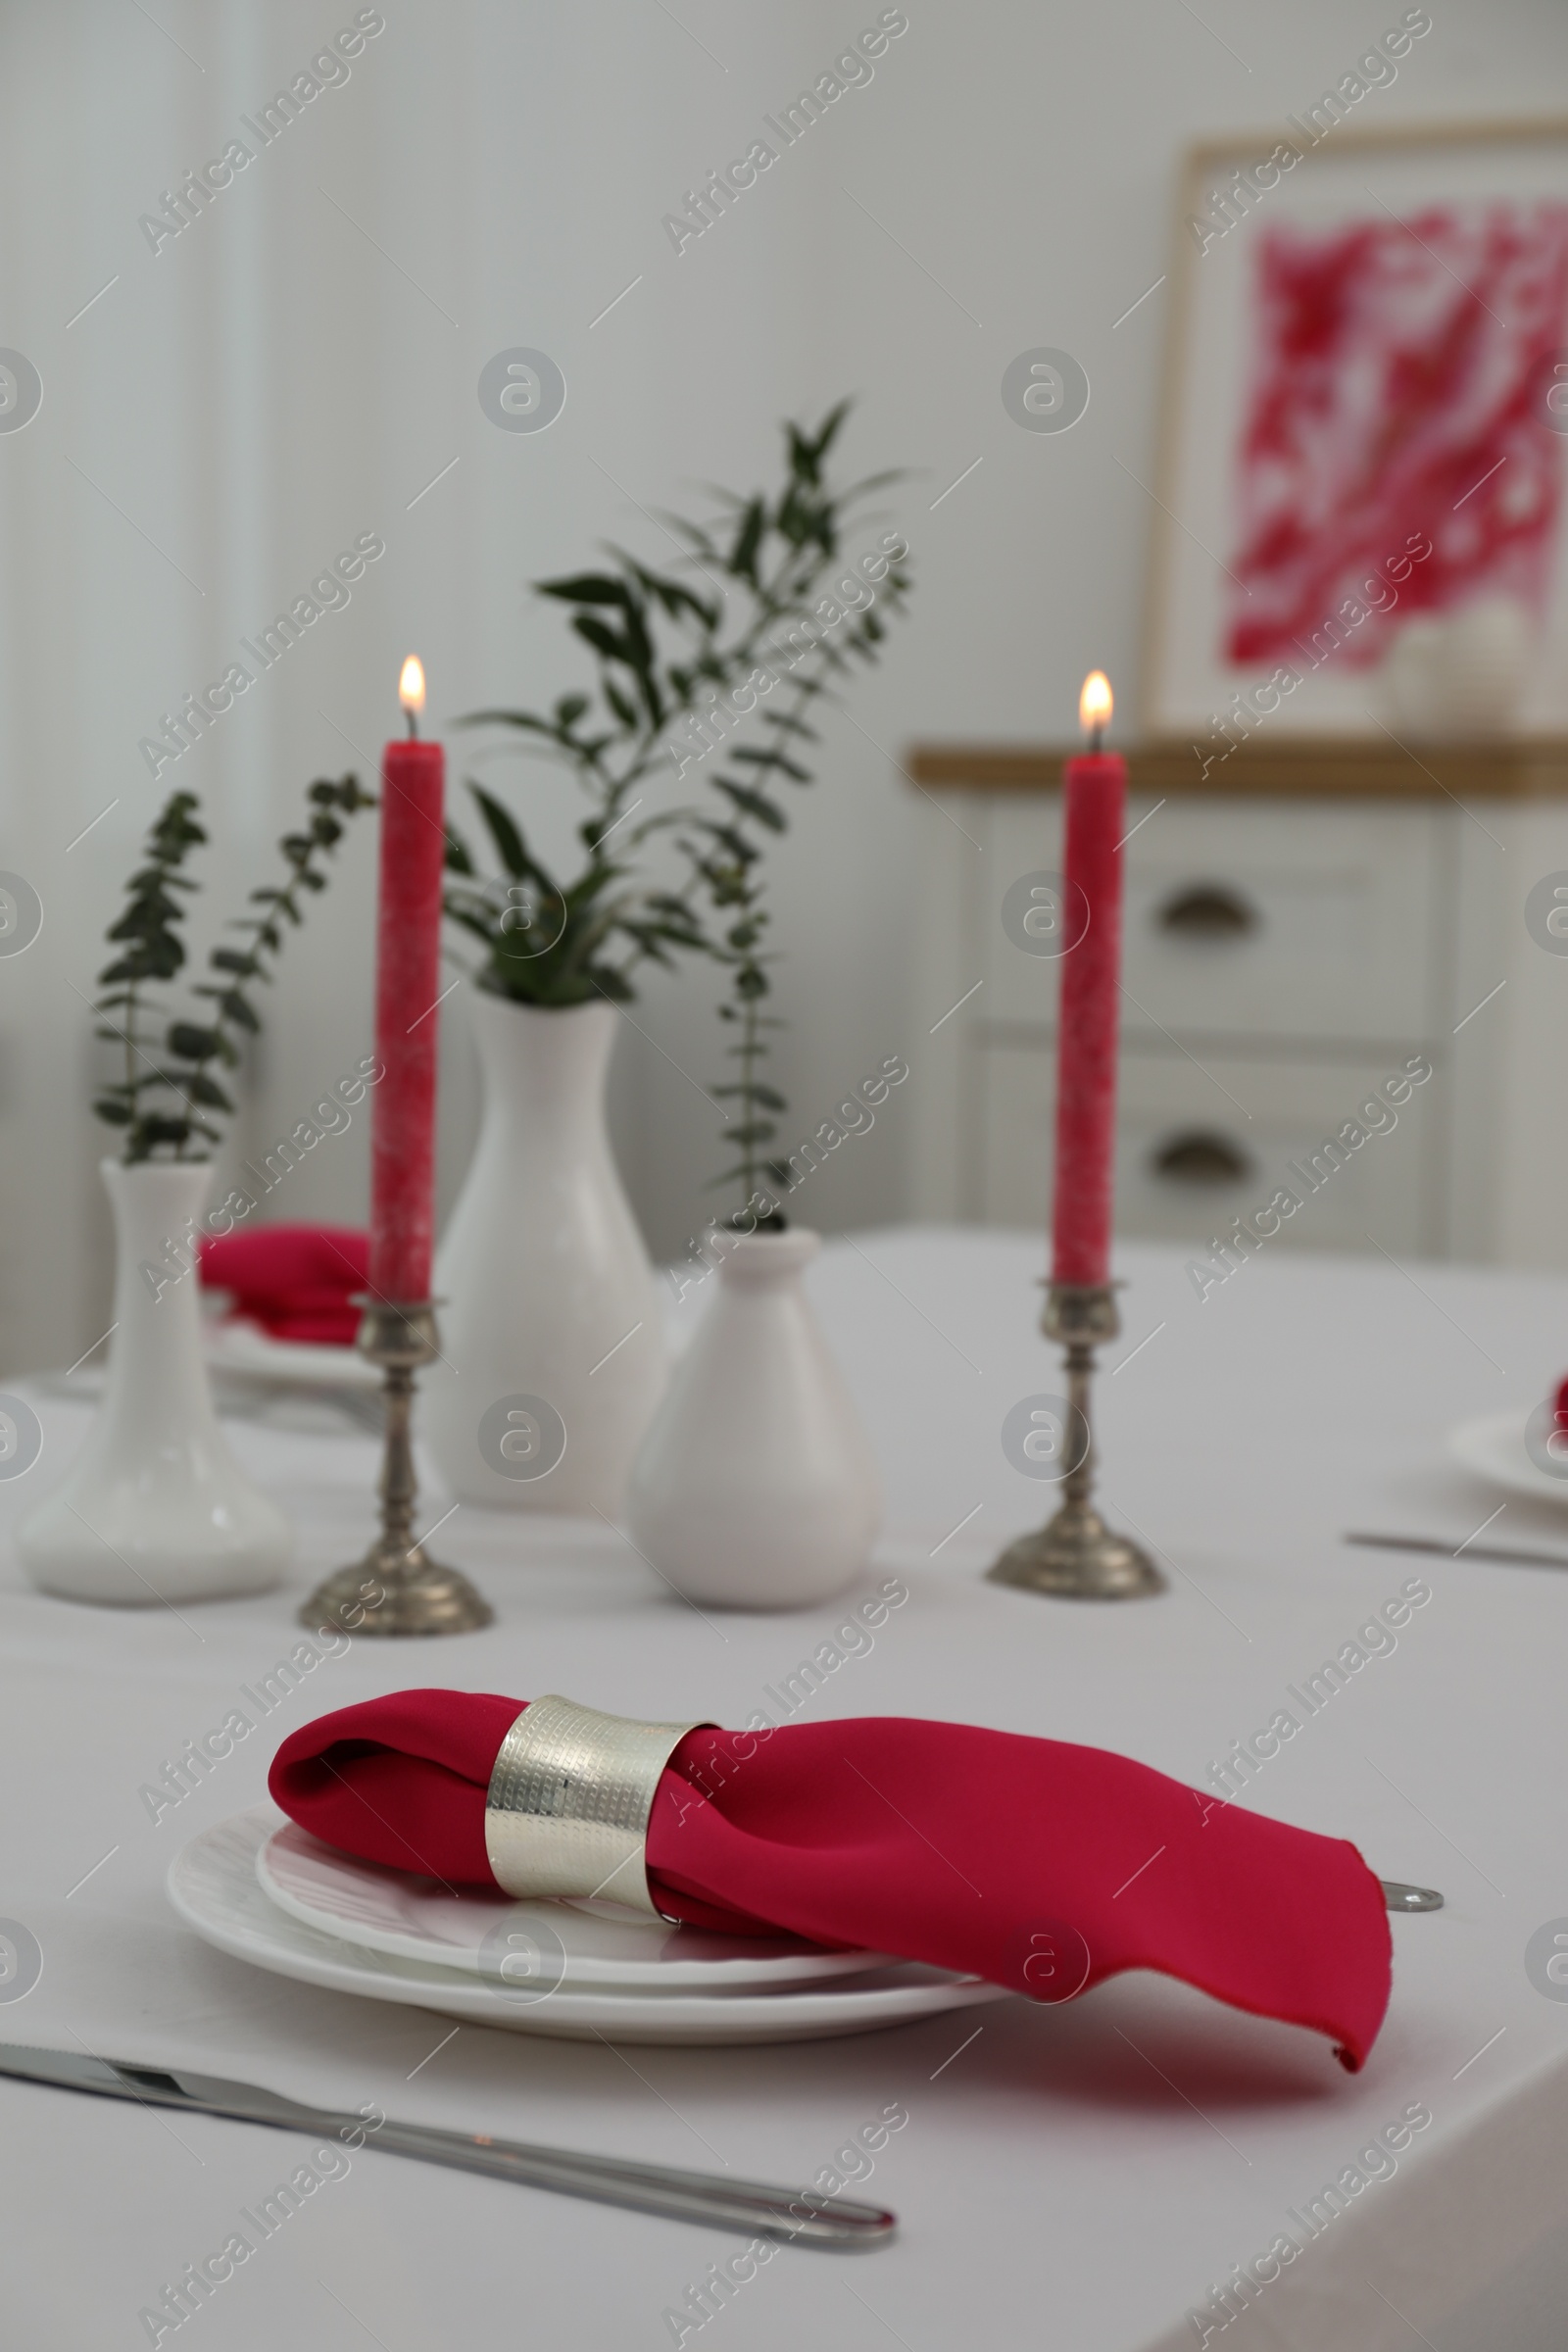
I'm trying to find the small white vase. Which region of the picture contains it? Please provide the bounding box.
[624,1228,881,1609]
[18,1161,291,1604]
[1435,596,1533,733]
[422,994,668,1514]
[1381,597,1533,737]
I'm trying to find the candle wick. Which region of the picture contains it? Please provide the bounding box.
[406,710,418,741]
[1088,724,1103,756]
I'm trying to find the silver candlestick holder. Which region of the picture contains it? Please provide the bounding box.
[987,1282,1165,1600]
[299,1298,493,1638]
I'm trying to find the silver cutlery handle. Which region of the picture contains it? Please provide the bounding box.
[1380,1879,1444,1913]
[364,2118,895,2245]
[0,2048,897,2250]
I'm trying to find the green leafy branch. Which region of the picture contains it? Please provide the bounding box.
[443,401,912,1011]
[702,841,790,1224]
[93,775,375,1162]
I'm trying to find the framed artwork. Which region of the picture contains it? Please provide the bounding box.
[1143,117,1568,746]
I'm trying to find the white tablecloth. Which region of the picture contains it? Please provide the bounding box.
[5,1228,1568,2351]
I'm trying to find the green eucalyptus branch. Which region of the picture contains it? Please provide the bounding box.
[93,774,375,1163]
[701,842,790,1223]
[93,791,207,1158]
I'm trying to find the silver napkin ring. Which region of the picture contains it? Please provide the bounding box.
[484,1693,710,1918]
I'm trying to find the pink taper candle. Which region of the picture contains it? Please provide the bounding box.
[368,656,446,1302]
[1051,671,1126,1288]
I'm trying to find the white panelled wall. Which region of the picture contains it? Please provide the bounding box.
[2,0,1568,1370]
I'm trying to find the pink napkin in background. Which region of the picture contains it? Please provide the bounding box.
[199,1225,368,1346]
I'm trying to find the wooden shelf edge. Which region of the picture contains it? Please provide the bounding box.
[905,738,1568,798]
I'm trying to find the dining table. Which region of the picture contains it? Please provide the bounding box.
[3,1224,1567,2352]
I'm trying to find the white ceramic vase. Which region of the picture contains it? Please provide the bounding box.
[625,1228,881,1608]
[17,1161,291,1604]
[422,994,668,1514]
[1381,596,1534,737]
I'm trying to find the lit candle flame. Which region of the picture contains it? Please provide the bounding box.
[1079,671,1112,737]
[399,655,426,715]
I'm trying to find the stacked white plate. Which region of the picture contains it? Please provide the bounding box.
[168,1811,1010,2044]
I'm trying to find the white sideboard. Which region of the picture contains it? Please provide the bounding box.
[906,740,1568,1270]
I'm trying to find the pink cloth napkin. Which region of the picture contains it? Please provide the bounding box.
[270,1689,1394,2070]
[199,1225,368,1345]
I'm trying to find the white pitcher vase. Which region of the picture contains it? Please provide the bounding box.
[18,1160,291,1604]
[625,1227,881,1608]
[422,994,668,1514]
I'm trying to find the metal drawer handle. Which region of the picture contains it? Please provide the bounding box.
[1155,882,1258,938]
[1151,1130,1253,1186]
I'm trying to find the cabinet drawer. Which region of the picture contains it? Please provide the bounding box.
[976,1040,1440,1255]
[982,798,1445,1045]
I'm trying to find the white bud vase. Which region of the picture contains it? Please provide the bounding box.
[18,1160,291,1604]
[624,1228,881,1608]
[421,994,668,1514]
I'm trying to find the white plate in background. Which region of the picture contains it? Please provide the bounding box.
[204,1317,378,1390]
[1447,1410,1568,1508]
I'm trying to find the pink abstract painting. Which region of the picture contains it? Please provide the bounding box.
[1226,203,1568,666]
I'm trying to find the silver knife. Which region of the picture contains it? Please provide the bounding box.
[0,2042,895,2249]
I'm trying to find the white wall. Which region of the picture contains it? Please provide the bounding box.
[0,0,1565,1368]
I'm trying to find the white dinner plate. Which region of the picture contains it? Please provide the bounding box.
[204,1318,378,1390]
[170,1812,1012,2045]
[258,1820,898,1988]
[1447,1409,1568,1507]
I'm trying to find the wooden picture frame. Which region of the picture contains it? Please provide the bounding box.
[1142,115,1568,749]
